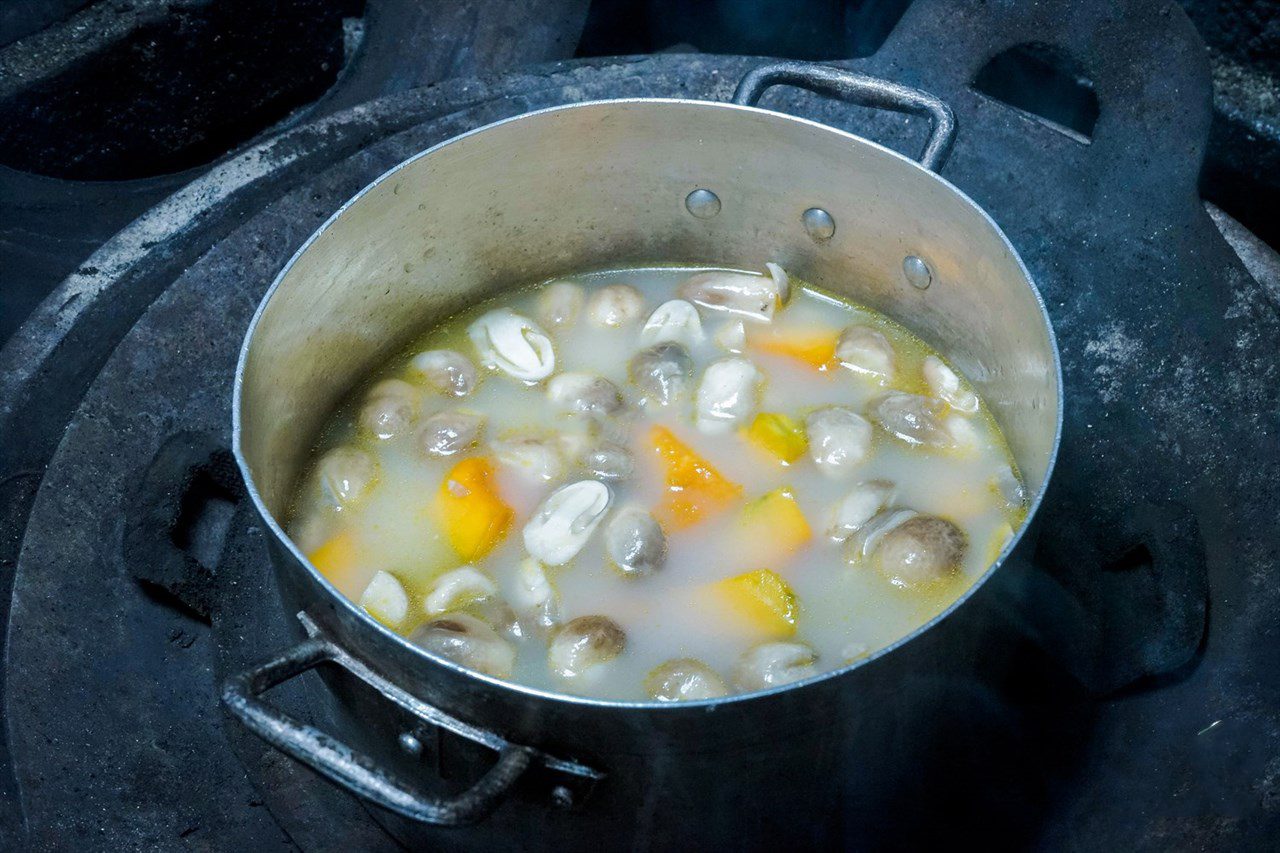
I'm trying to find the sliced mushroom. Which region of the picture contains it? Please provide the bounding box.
[678,264,789,324]
[805,406,872,478]
[548,615,626,680]
[523,479,613,565]
[944,414,981,454]
[695,356,763,434]
[467,308,555,381]
[579,439,635,482]
[732,641,818,691]
[639,299,705,349]
[873,514,968,586]
[628,342,694,409]
[922,355,978,413]
[990,464,1026,510]
[536,281,585,330]
[408,349,477,398]
[870,392,953,448]
[586,284,645,328]
[844,508,918,564]
[604,506,667,577]
[491,435,565,483]
[713,318,747,353]
[413,613,516,678]
[644,658,729,701]
[547,373,625,418]
[509,557,561,634]
[317,447,378,508]
[423,565,497,616]
[826,479,895,542]
[359,571,408,625]
[835,326,895,380]
[418,410,485,457]
[358,379,419,440]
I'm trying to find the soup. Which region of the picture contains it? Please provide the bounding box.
[288,265,1026,701]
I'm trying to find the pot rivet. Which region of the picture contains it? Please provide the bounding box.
[903,255,933,290]
[685,188,722,219]
[802,207,836,243]
[398,731,424,757]
[551,785,574,809]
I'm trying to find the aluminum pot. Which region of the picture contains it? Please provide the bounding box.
[226,62,1061,848]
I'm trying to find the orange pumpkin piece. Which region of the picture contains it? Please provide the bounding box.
[751,328,838,370]
[650,425,742,528]
[736,487,812,566]
[437,457,514,561]
[713,569,799,637]
[743,412,809,464]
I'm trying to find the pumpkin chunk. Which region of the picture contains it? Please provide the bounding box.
[714,569,799,638]
[744,412,808,464]
[437,457,514,561]
[751,328,837,370]
[650,425,742,529]
[737,488,812,566]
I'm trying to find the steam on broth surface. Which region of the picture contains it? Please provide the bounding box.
[289,266,1027,701]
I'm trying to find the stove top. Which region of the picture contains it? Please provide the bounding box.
[3,1,1280,848]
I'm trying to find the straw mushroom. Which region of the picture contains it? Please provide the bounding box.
[467,308,555,381]
[604,506,667,577]
[358,379,419,440]
[580,440,635,482]
[873,515,967,586]
[732,641,818,691]
[835,326,895,380]
[537,281,585,330]
[644,658,728,701]
[491,435,566,483]
[418,410,485,457]
[695,356,763,434]
[922,355,978,413]
[629,342,694,409]
[523,480,613,565]
[407,349,477,398]
[547,373,626,418]
[317,447,378,508]
[548,615,626,680]
[359,571,408,625]
[423,565,497,616]
[805,406,872,478]
[509,557,561,635]
[870,392,953,448]
[639,299,705,349]
[586,284,645,328]
[826,479,895,542]
[678,263,790,324]
[413,614,516,678]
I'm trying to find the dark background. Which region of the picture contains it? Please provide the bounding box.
[1,0,1279,343]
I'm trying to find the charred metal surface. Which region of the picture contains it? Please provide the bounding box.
[0,0,589,343]
[2,0,1279,848]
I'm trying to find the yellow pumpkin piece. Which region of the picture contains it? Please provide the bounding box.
[751,328,837,370]
[744,412,808,464]
[714,569,799,638]
[986,522,1015,565]
[738,488,812,565]
[308,530,358,576]
[306,530,365,596]
[437,457,513,561]
[651,425,742,529]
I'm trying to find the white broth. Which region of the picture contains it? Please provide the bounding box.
[288,266,1026,701]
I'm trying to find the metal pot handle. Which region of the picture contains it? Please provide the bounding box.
[223,628,591,825]
[732,61,957,173]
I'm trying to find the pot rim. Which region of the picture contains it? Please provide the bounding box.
[232,96,1064,711]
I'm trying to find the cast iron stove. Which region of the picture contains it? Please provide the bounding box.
[2,0,1279,849]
